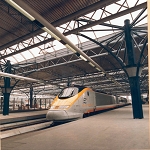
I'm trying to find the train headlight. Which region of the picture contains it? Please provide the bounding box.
[50,105,70,109]
[50,105,56,109]
[59,105,70,109]
[63,105,70,109]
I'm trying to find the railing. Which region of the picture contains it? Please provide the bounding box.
[0,98,52,111]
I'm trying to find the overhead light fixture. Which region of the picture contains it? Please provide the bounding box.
[4,76,11,78]
[65,44,76,53]
[5,0,61,42]
[42,27,61,41]
[15,77,24,81]
[96,67,101,71]
[5,0,77,54]
[88,62,95,67]
[79,55,87,61]
[0,71,42,82]
[5,0,35,21]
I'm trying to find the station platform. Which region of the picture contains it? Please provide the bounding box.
[0,110,48,124]
[1,104,150,150]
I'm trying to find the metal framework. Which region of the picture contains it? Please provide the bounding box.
[0,0,148,99]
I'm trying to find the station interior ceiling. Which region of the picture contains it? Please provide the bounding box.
[0,0,148,99]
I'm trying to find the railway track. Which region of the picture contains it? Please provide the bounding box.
[1,118,50,131]
[0,117,52,139]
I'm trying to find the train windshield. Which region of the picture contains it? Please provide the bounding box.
[58,87,79,99]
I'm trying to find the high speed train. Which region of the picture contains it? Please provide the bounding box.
[46,85,129,122]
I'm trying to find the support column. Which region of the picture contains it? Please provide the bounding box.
[30,85,33,108]
[3,91,11,115]
[2,60,12,115]
[129,76,143,118]
[124,19,143,119]
[0,93,3,110]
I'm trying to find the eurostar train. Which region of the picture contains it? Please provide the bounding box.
[46,86,129,122]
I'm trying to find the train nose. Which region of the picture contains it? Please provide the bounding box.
[46,110,69,121]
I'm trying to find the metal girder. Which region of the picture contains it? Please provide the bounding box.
[13,30,146,76]
[0,0,147,97]
[0,0,42,50]
[5,0,112,88]
[0,1,39,33]
[14,48,124,76]
[0,2,146,60]
[0,32,52,60]
[0,29,42,51]
[11,32,147,94]
[65,2,147,34]
[1,37,147,96]
[0,0,119,51]
[11,70,130,96]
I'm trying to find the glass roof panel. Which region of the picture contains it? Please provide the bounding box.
[110,9,147,26]
[110,14,133,26]
[12,53,26,62]
[29,47,42,57]
[6,56,18,64]
[21,50,35,60]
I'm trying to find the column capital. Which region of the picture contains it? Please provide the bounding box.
[125,66,142,77]
[1,87,12,94]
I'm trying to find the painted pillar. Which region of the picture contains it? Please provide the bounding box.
[124,19,143,119]
[2,60,12,115]
[30,85,33,108]
[0,93,3,110]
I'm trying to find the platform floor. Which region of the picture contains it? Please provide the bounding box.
[1,105,150,150]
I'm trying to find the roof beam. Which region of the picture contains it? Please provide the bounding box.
[5,0,126,92]
[0,71,43,83]
[66,2,147,34]
[1,0,119,51]
[1,2,147,59]
[53,0,120,26]
[0,29,42,51]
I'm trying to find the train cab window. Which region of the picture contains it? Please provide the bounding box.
[87,91,89,96]
[58,87,79,99]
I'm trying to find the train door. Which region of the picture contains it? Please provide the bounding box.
[88,90,96,111]
[73,97,79,112]
[82,92,88,112]
[82,90,95,112]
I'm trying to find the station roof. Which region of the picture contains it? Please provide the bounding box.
[0,0,148,98]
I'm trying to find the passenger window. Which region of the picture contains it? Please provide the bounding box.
[87,91,89,96]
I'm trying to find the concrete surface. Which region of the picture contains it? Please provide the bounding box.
[1,105,150,150]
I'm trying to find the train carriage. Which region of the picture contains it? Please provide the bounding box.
[46,85,129,122]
